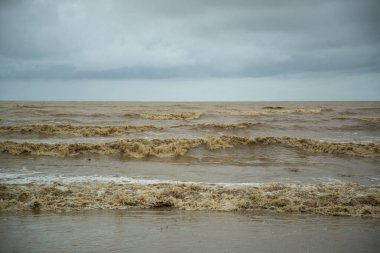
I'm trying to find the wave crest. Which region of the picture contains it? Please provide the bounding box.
[215,108,323,116]
[0,122,259,136]
[1,183,379,217]
[194,122,259,130]
[140,112,201,120]
[0,125,161,137]
[262,106,285,110]
[364,118,380,123]
[0,136,378,157]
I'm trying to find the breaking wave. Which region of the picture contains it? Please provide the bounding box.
[0,182,379,217]
[0,125,162,137]
[0,123,260,136]
[0,136,378,157]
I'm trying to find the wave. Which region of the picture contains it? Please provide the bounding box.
[0,125,162,137]
[49,112,112,118]
[89,113,110,118]
[332,123,380,132]
[14,104,43,109]
[36,112,83,117]
[332,117,380,124]
[139,112,201,120]
[215,108,324,116]
[332,117,356,121]
[192,122,260,130]
[10,110,115,118]
[0,182,378,217]
[0,136,378,157]
[364,118,380,123]
[262,106,285,110]
[123,113,140,118]
[354,107,380,111]
[0,123,258,136]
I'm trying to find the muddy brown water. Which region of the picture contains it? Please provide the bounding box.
[1,209,379,253]
[0,102,379,252]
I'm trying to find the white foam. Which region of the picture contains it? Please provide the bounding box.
[0,167,41,180]
[368,175,380,182]
[0,173,266,187]
[319,136,380,144]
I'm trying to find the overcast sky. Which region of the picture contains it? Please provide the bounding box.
[0,0,379,101]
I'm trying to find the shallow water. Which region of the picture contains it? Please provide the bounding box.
[1,209,379,253]
[0,151,379,185]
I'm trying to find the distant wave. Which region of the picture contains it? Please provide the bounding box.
[50,112,113,118]
[353,107,380,111]
[6,109,117,118]
[363,118,380,123]
[332,117,357,121]
[0,136,378,157]
[191,122,260,130]
[332,117,380,124]
[139,112,201,120]
[331,123,380,132]
[0,182,379,217]
[14,104,43,109]
[123,113,140,118]
[262,106,285,110]
[215,108,325,116]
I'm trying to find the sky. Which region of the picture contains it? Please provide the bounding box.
[0,0,379,101]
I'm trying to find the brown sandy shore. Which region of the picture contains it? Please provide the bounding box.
[0,136,379,157]
[1,182,379,217]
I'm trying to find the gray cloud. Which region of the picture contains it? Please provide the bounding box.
[0,0,379,80]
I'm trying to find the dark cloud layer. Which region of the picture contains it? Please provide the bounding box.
[0,0,379,80]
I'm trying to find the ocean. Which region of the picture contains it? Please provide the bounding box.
[0,101,379,252]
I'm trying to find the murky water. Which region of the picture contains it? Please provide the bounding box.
[1,209,379,253]
[1,151,379,185]
[0,102,379,185]
[1,101,379,143]
[0,102,379,252]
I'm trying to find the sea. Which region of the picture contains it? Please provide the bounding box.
[0,101,379,252]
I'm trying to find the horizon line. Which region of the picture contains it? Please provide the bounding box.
[1,100,379,103]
